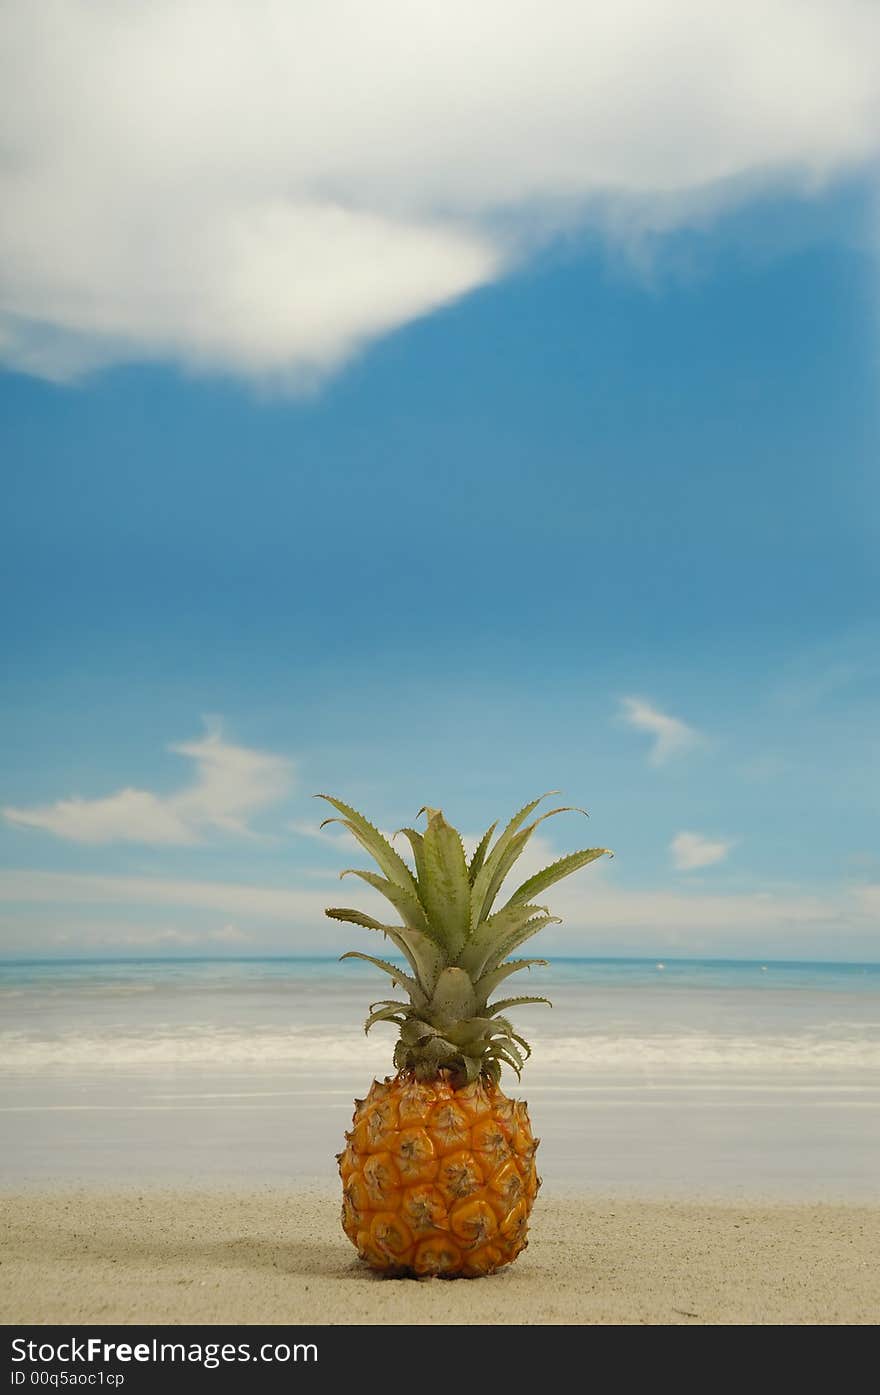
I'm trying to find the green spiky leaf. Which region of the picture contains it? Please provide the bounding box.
[467,821,498,886]
[428,966,477,1022]
[488,995,552,1015]
[338,950,425,1006]
[509,1031,532,1059]
[481,914,562,973]
[338,868,429,933]
[469,792,557,928]
[488,1042,524,1077]
[418,808,470,955]
[325,907,443,994]
[399,1017,442,1045]
[458,902,552,977]
[476,957,548,999]
[460,1054,482,1084]
[504,846,612,907]
[393,827,427,886]
[315,795,418,895]
[364,1003,408,1033]
[471,801,588,926]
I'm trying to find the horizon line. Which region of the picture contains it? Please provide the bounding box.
[1,953,878,969]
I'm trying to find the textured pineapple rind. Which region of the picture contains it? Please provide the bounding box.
[337,1072,541,1279]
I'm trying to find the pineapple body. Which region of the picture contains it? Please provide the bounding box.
[339,1072,540,1277]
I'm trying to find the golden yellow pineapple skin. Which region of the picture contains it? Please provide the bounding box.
[338,1072,540,1277]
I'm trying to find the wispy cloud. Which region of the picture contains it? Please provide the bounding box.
[2,2,879,385]
[211,923,251,944]
[0,870,328,919]
[671,831,733,871]
[855,884,880,916]
[540,869,878,957]
[0,867,875,960]
[2,721,292,845]
[619,696,702,765]
[50,922,253,950]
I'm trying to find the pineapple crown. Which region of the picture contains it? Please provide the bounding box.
[319,792,612,1085]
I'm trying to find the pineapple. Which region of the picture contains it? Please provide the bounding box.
[320,791,611,1278]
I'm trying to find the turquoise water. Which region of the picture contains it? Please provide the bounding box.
[4,953,879,990]
[2,955,878,1068]
[1,956,878,1196]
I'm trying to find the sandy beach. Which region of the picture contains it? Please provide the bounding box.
[1,1188,877,1326]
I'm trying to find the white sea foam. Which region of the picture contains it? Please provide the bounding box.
[3,1029,879,1071]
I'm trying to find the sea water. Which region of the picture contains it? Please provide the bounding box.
[1,956,878,1197]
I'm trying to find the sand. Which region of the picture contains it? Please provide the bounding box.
[1,1189,877,1325]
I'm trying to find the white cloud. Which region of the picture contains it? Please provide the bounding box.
[2,721,292,845]
[855,884,880,915]
[48,921,252,950]
[671,831,733,871]
[539,869,880,957]
[211,923,251,944]
[2,1,879,385]
[619,696,702,764]
[0,870,328,919]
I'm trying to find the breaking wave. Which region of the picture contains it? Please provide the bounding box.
[3,1028,879,1071]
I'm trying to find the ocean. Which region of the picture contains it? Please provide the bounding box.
[2,956,878,1198]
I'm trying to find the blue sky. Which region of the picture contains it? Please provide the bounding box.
[1,3,878,960]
